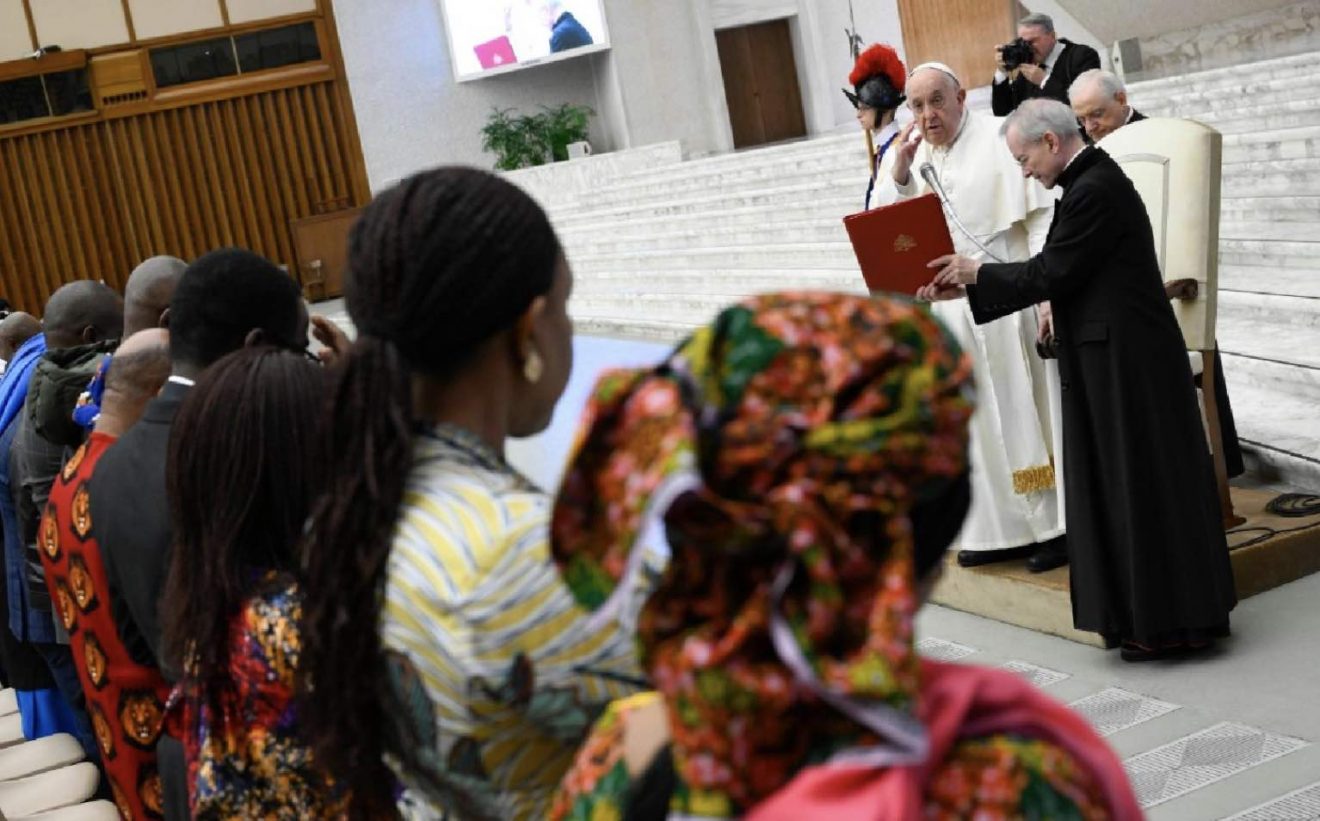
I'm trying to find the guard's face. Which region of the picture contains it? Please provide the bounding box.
[907,71,965,147]
[1072,86,1128,142]
[856,104,878,132]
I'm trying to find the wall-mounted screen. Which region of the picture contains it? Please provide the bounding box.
[440,0,609,81]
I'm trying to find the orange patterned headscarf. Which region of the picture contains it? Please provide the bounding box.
[552,292,974,810]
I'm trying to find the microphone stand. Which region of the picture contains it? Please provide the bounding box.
[919,162,1007,263]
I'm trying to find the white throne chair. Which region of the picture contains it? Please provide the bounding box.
[1098,117,1243,528]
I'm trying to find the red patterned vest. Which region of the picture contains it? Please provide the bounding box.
[40,432,170,820]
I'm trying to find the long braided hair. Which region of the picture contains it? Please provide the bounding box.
[297,167,561,815]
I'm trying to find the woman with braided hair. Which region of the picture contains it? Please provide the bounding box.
[845,44,908,210]
[297,167,646,819]
[547,293,1141,820]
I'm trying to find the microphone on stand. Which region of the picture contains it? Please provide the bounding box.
[919,162,1006,263]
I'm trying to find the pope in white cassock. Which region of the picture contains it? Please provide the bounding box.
[871,63,1068,572]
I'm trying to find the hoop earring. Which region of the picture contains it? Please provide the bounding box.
[523,349,544,384]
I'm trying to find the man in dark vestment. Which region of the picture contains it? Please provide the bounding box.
[1070,68,1244,478]
[91,249,308,820]
[992,13,1100,116]
[545,1,594,53]
[922,99,1237,661]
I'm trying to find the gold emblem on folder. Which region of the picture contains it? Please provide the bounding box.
[894,234,917,252]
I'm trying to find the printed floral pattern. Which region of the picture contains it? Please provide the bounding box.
[168,572,346,819]
[551,293,976,812]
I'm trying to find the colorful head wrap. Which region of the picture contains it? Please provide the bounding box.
[551,292,974,810]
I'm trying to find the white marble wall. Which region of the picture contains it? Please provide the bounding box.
[1129,0,1320,80]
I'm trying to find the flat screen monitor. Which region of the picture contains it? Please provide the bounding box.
[439,0,610,81]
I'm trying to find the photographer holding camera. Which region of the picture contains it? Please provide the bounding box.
[992,13,1100,116]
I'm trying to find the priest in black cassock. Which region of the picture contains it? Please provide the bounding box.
[920,99,1237,662]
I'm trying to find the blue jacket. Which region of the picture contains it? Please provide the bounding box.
[0,335,53,643]
[550,12,594,53]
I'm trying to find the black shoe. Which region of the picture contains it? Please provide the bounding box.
[956,546,1033,568]
[1121,640,1215,663]
[1026,537,1068,573]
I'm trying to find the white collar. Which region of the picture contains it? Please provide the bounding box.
[167,375,195,387]
[1124,105,1136,124]
[1044,39,1066,69]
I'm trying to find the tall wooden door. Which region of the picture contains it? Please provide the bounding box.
[716,19,808,149]
[896,0,1017,90]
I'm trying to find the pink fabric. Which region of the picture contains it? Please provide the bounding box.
[747,660,1143,821]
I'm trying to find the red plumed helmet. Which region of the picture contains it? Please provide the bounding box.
[849,43,906,92]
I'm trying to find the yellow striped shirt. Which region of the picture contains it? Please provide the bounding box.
[381,433,644,820]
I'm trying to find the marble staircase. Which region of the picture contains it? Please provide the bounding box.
[525,50,1320,490]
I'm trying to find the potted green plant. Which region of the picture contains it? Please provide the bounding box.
[536,103,594,162]
[481,107,549,170]
[480,104,594,170]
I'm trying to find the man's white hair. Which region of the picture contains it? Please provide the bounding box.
[1069,68,1125,102]
[1019,12,1054,33]
[1000,99,1083,144]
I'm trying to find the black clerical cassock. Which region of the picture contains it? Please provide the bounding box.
[966,145,1237,647]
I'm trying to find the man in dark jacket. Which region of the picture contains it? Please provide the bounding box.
[91,249,307,820]
[4,281,122,762]
[921,99,1237,662]
[992,13,1100,116]
[1069,67,1244,479]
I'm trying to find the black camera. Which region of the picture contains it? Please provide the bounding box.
[999,37,1037,71]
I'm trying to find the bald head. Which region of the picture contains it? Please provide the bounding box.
[906,66,965,147]
[123,256,186,338]
[0,312,41,362]
[97,328,171,437]
[43,281,124,351]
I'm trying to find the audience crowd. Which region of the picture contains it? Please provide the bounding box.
[0,166,1143,819]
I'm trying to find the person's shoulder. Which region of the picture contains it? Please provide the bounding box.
[1062,39,1101,62]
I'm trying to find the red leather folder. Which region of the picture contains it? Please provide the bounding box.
[843,193,955,296]
[475,36,517,70]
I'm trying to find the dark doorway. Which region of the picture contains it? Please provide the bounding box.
[716,19,808,149]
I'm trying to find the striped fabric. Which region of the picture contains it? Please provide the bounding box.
[380,432,645,820]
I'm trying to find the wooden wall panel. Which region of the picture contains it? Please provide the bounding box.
[0,78,369,312]
[896,0,1016,92]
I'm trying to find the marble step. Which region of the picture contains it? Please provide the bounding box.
[572,268,866,296]
[561,213,1314,257]
[1221,127,1320,164]
[1219,287,1320,329]
[1128,50,1320,98]
[1220,219,1320,242]
[1220,265,1320,299]
[1222,158,1320,196]
[564,219,853,255]
[572,243,860,274]
[1218,311,1320,373]
[1207,97,1320,136]
[578,161,865,209]
[556,151,1311,217]
[1219,196,1320,224]
[1220,238,1320,270]
[1223,349,1320,402]
[1223,379,1320,491]
[1137,73,1320,117]
[551,181,861,226]
[606,133,860,184]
